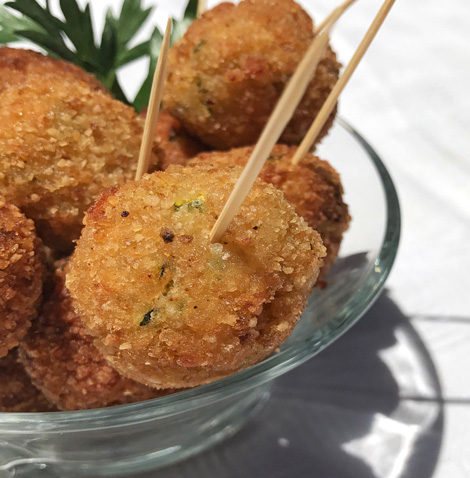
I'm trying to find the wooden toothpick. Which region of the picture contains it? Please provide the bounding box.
[292,0,396,166]
[197,0,207,17]
[315,0,357,34]
[135,18,172,181]
[209,1,355,243]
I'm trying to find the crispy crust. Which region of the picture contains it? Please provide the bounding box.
[154,111,206,170]
[67,165,325,388]
[0,198,44,358]
[189,145,350,281]
[0,348,56,413]
[163,0,339,149]
[0,47,158,252]
[0,47,105,94]
[19,260,173,411]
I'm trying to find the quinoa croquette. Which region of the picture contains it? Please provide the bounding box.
[163,0,340,150]
[0,198,44,358]
[67,165,325,389]
[19,260,172,411]
[0,46,105,95]
[154,111,206,171]
[0,348,56,413]
[0,47,159,252]
[189,145,350,280]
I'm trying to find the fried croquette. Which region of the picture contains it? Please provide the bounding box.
[0,198,44,358]
[0,47,159,252]
[19,260,172,411]
[0,348,56,413]
[67,165,325,389]
[154,111,206,171]
[0,46,105,95]
[189,145,350,280]
[163,0,340,150]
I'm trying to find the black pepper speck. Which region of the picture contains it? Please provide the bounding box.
[160,228,174,243]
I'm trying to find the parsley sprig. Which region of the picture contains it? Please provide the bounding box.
[0,0,198,111]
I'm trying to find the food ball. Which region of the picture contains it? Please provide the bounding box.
[189,145,350,280]
[0,47,159,252]
[163,0,340,150]
[0,46,105,94]
[0,348,56,413]
[154,111,206,171]
[67,165,325,389]
[0,198,44,358]
[19,260,172,411]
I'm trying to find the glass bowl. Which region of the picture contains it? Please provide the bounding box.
[0,120,400,478]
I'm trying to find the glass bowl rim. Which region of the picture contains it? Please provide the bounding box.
[0,119,401,427]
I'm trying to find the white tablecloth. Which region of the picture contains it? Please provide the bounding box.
[328,2,470,476]
[88,1,470,476]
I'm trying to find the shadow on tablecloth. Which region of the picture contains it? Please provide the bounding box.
[130,291,444,478]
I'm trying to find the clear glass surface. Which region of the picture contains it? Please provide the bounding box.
[148,292,442,478]
[0,120,400,477]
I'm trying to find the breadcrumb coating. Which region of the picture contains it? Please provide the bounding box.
[163,0,340,149]
[154,111,206,171]
[20,260,173,411]
[67,165,325,389]
[189,145,350,280]
[0,348,56,413]
[0,198,44,358]
[0,47,158,252]
[0,46,105,95]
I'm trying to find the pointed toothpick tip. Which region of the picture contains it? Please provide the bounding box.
[292,0,395,166]
[315,0,358,34]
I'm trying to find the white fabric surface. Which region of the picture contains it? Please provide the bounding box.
[325,3,470,476]
[88,1,470,475]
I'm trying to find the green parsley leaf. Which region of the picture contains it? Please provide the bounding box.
[0,0,199,111]
[116,40,151,68]
[14,29,75,62]
[5,0,62,38]
[0,5,42,43]
[116,0,153,48]
[58,1,99,69]
[171,0,198,44]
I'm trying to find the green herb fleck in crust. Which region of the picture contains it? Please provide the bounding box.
[174,195,206,211]
[267,154,286,161]
[193,39,206,54]
[162,280,174,297]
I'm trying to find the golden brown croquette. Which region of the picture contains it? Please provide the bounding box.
[19,260,173,411]
[189,145,350,280]
[154,111,207,171]
[0,46,105,95]
[163,0,340,150]
[0,47,159,252]
[67,165,325,389]
[0,198,44,358]
[0,348,56,413]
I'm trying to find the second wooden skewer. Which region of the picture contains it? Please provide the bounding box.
[292,0,396,165]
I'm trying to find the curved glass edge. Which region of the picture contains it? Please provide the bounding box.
[0,120,401,427]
